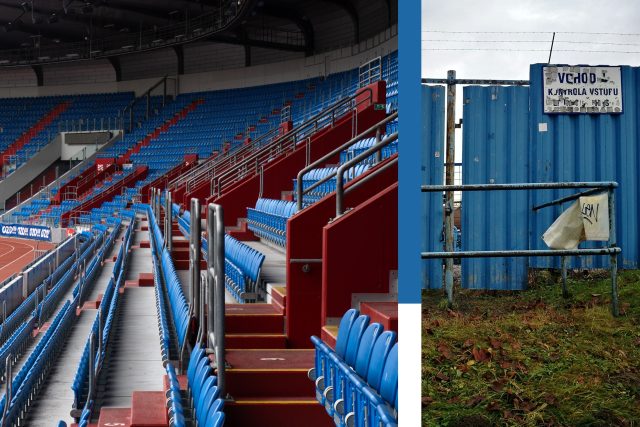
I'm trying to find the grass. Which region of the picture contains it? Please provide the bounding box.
[422,270,640,427]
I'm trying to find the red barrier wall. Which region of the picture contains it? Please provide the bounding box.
[321,182,398,323]
[209,105,385,226]
[285,156,397,348]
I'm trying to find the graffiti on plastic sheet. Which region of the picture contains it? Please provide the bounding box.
[581,202,600,225]
[0,223,51,241]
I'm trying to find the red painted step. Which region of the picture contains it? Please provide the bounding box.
[270,286,286,315]
[130,391,168,427]
[361,301,398,332]
[224,349,314,398]
[320,325,338,350]
[224,398,333,427]
[97,407,131,427]
[226,304,284,334]
[226,333,287,349]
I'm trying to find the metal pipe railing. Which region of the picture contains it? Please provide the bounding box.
[165,191,172,252]
[206,203,226,398]
[296,111,397,210]
[190,198,201,328]
[211,91,372,196]
[172,125,281,192]
[1,355,12,427]
[335,132,398,217]
[421,181,620,316]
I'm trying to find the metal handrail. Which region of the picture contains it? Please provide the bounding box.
[206,203,226,398]
[178,125,281,193]
[297,111,397,210]
[421,181,620,316]
[336,132,398,217]
[172,89,371,195]
[122,76,177,132]
[211,88,374,198]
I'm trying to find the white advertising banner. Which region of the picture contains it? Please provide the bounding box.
[543,65,622,114]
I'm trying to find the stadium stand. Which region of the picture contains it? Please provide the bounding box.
[0,1,398,425]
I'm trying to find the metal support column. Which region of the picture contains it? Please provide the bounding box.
[207,203,226,398]
[165,191,172,252]
[444,70,457,307]
[190,198,201,325]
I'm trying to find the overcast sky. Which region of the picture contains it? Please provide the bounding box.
[420,0,640,164]
[422,0,640,80]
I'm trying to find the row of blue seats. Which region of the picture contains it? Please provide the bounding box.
[0,230,99,424]
[147,204,225,426]
[147,205,190,351]
[246,198,298,247]
[0,301,76,425]
[152,235,172,362]
[292,165,371,206]
[184,344,225,427]
[310,309,398,427]
[224,235,265,303]
[72,217,134,425]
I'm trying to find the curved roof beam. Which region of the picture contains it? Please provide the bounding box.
[318,0,359,44]
[260,4,315,56]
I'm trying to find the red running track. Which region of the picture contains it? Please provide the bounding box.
[0,237,54,283]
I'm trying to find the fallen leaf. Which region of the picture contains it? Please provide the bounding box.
[487,400,502,412]
[437,342,453,360]
[466,395,484,407]
[472,347,491,362]
[435,372,450,382]
[463,338,475,348]
[490,379,506,392]
[447,309,461,318]
[421,396,434,407]
[490,338,503,349]
[457,363,470,373]
[543,393,558,406]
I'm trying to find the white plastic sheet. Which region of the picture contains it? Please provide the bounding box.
[542,192,609,249]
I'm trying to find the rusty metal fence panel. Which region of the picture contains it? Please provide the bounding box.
[461,85,530,290]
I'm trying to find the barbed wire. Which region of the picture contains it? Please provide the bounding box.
[422,48,640,54]
[422,30,640,36]
[422,39,640,47]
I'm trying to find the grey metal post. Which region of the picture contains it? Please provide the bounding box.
[190,199,201,321]
[444,70,457,307]
[375,127,382,163]
[35,289,40,328]
[609,189,619,317]
[207,203,226,397]
[197,272,206,345]
[2,355,12,425]
[335,132,398,217]
[86,333,95,407]
[97,310,103,362]
[166,191,172,252]
[179,198,200,372]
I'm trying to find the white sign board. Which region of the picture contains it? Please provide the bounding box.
[543,66,622,114]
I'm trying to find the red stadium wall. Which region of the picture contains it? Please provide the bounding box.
[285,156,397,348]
